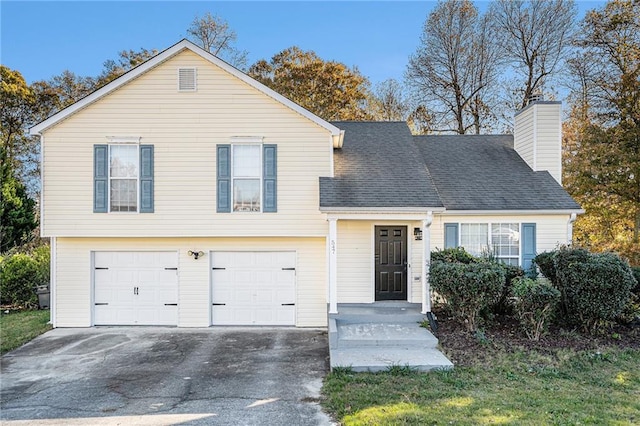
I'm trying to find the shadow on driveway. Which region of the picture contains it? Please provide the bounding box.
[1,327,333,425]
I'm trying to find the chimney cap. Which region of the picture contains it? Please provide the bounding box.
[527,93,544,104]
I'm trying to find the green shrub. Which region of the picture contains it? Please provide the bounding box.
[430,261,505,332]
[631,267,640,296]
[431,247,478,264]
[0,246,50,308]
[554,247,635,333]
[1,254,39,307]
[533,251,558,285]
[512,277,560,340]
[491,263,524,315]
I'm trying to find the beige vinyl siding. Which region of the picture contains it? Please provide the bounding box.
[336,221,424,304]
[534,103,562,184]
[514,107,535,169]
[514,102,562,184]
[432,214,572,255]
[54,237,326,328]
[41,50,332,238]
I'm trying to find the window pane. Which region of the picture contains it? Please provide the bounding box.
[233,179,260,212]
[110,179,137,212]
[460,224,488,256]
[233,145,260,177]
[110,145,138,178]
[491,223,520,262]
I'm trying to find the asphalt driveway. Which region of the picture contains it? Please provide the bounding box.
[0,327,332,425]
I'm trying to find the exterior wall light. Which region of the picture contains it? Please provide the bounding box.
[188,250,204,259]
[413,227,423,241]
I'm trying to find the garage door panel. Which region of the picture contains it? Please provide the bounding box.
[211,251,296,326]
[93,251,178,326]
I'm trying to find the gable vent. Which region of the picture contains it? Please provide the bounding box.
[178,68,196,91]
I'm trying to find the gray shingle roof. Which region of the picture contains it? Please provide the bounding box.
[413,135,581,210]
[319,122,443,209]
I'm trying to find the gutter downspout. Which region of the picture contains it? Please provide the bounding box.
[567,213,577,245]
[421,211,433,314]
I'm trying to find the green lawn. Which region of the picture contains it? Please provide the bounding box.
[0,310,52,354]
[322,348,640,425]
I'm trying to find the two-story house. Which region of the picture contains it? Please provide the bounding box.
[30,40,582,328]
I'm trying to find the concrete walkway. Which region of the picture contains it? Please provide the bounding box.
[329,303,453,372]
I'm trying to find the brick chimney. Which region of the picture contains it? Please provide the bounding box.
[514,100,563,185]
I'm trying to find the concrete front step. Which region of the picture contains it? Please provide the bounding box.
[336,322,438,348]
[330,346,454,372]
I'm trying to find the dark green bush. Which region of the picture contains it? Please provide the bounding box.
[631,267,640,296]
[0,246,50,308]
[492,263,524,315]
[533,251,558,285]
[430,261,505,332]
[512,277,560,340]
[431,247,478,264]
[554,247,635,333]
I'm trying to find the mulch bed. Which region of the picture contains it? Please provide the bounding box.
[433,308,640,367]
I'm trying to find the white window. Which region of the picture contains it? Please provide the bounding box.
[109,145,138,212]
[460,224,489,256]
[460,223,520,265]
[491,223,520,266]
[232,145,261,212]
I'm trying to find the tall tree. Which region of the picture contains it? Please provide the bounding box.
[564,0,640,255]
[249,46,372,121]
[187,12,248,69]
[369,79,410,121]
[407,0,501,134]
[96,48,158,87]
[491,0,576,109]
[1,66,40,186]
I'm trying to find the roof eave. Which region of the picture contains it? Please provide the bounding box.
[442,209,585,215]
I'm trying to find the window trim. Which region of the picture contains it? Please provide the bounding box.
[108,144,140,213]
[231,143,263,213]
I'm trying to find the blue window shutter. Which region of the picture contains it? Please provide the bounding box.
[217,145,231,213]
[263,144,277,212]
[94,145,108,213]
[521,223,537,270]
[139,145,154,213]
[444,223,459,249]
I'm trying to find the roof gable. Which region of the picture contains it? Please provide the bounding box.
[30,39,343,144]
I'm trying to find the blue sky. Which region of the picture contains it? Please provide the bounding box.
[2,1,605,87]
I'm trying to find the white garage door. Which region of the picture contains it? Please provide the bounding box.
[211,251,296,325]
[94,251,179,326]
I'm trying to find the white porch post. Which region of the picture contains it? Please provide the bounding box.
[329,218,338,314]
[421,212,433,314]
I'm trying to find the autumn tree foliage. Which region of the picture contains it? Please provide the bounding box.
[249,46,372,121]
[564,0,640,264]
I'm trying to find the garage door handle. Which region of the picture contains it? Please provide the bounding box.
[212,267,226,270]
[282,268,295,271]
[164,303,178,306]
[95,303,109,306]
[281,303,295,306]
[165,267,178,270]
[212,303,226,306]
[95,267,108,270]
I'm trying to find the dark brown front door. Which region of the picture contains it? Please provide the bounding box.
[374,226,407,301]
